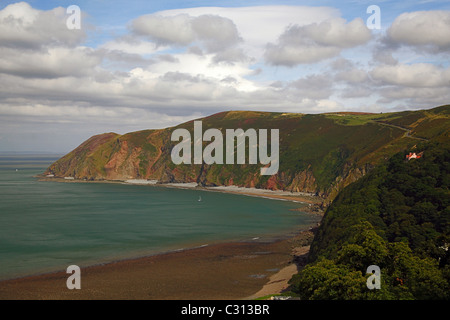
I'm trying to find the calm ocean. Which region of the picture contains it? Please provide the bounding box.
[0,155,319,280]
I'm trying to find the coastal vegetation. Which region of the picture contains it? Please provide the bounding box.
[290,140,450,299]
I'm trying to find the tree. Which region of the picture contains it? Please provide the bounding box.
[295,142,450,299]
[290,259,367,300]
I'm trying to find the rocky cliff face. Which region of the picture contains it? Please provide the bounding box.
[44,107,450,201]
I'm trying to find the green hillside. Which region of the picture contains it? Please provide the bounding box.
[45,105,450,201]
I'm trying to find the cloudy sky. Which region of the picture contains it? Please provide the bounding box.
[0,0,449,152]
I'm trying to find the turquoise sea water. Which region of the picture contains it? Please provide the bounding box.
[0,155,319,280]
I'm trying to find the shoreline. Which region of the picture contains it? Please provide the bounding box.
[0,228,304,283]
[0,228,317,300]
[37,175,323,206]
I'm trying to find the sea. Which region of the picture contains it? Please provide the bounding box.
[0,154,319,281]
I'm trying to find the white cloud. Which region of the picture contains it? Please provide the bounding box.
[264,18,372,66]
[372,49,399,65]
[101,36,161,55]
[132,14,195,46]
[0,103,200,127]
[370,63,450,87]
[368,63,450,107]
[131,13,241,53]
[377,86,450,107]
[212,47,250,64]
[155,6,340,61]
[387,10,450,52]
[0,46,102,78]
[283,74,334,100]
[0,2,85,50]
[157,6,339,44]
[190,14,242,52]
[0,2,95,80]
[265,43,340,67]
[133,52,259,91]
[331,58,370,83]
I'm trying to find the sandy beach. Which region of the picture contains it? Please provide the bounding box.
[37,176,323,206]
[0,229,315,300]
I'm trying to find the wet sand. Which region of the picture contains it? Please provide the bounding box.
[0,238,296,300]
[0,228,316,300]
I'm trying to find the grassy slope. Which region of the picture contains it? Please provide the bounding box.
[45,105,450,199]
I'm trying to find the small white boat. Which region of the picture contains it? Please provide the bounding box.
[198,196,202,202]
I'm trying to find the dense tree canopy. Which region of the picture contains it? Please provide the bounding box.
[290,141,450,299]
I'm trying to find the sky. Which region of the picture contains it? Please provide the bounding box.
[0,0,449,153]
